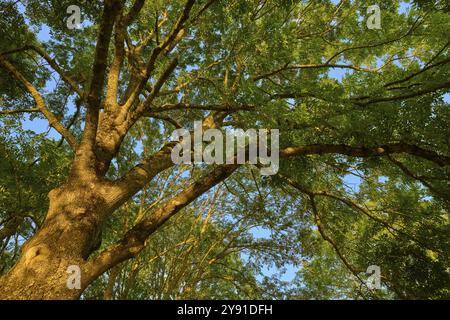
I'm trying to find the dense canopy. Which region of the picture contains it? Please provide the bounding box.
[0,0,449,299]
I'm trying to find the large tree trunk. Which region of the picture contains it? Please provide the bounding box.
[0,177,115,299]
[0,141,235,299]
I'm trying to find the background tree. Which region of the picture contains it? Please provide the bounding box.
[0,0,449,299]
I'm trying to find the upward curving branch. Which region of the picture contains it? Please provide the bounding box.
[84,163,238,285]
[104,0,147,110]
[120,0,196,115]
[87,0,122,110]
[83,0,122,149]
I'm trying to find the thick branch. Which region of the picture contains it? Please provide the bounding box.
[147,102,255,113]
[105,2,126,109]
[254,63,380,81]
[69,0,123,176]
[0,56,78,149]
[83,0,122,151]
[87,0,121,110]
[384,56,450,88]
[0,108,40,115]
[280,143,450,167]
[124,0,146,24]
[352,81,450,106]
[116,112,226,198]
[121,0,196,114]
[282,174,438,253]
[1,45,84,98]
[104,0,147,110]
[84,164,237,283]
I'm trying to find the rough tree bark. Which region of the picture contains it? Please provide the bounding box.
[0,145,238,299]
[0,177,114,299]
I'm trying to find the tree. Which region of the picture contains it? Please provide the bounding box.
[0,0,449,299]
